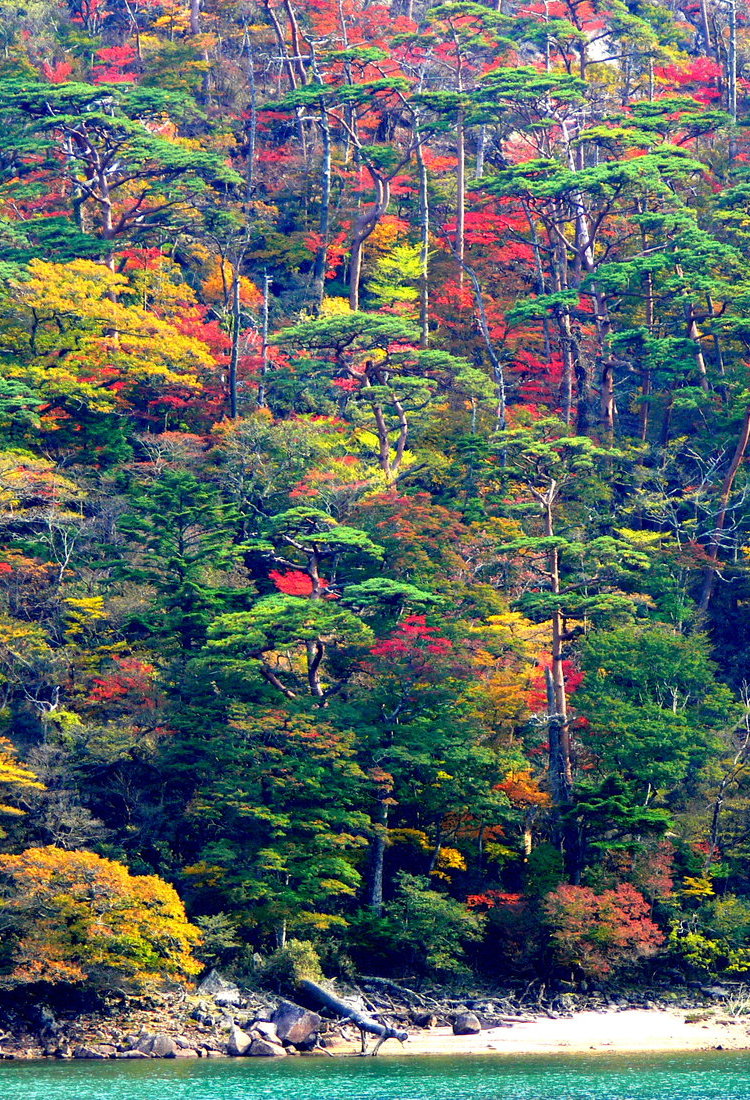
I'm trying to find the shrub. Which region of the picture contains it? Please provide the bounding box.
[0,846,201,991]
[261,938,324,988]
[544,882,664,978]
[387,873,485,975]
[669,893,750,974]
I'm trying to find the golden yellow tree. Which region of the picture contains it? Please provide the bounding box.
[0,847,201,990]
[4,259,215,412]
[0,739,43,816]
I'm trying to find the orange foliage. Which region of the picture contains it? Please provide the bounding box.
[496,770,551,807]
[0,847,201,990]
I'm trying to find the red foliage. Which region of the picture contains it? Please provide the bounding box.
[544,882,664,976]
[655,58,723,103]
[93,45,137,84]
[89,657,157,709]
[370,615,452,659]
[41,61,74,84]
[269,569,315,596]
[527,659,583,712]
[467,890,524,910]
[269,570,336,597]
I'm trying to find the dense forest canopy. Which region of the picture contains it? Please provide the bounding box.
[2,0,750,992]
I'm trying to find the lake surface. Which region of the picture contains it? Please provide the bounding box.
[2,1052,749,1100]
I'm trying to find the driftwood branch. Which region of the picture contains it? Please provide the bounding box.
[297,978,408,1052]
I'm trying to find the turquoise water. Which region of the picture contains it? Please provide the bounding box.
[1,1052,749,1100]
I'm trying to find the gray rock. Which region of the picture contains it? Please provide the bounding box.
[198,969,244,1007]
[36,1007,60,1039]
[253,1021,280,1043]
[134,1033,179,1058]
[271,1002,321,1046]
[452,1012,482,1036]
[411,1012,437,1029]
[174,1048,199,1058]
[216,990,245,1008]
[118,1050,150,1059]
[227,1024,253,1057]
[248,1038,287,1058]
[197,969,232,995]
[73,1045,106,1059]
[191,1006,216,1026]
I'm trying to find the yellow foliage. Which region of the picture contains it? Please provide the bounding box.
[63,597,107,641]
[364,216,409,261]
[320,297,352,315]
[0,846,201,990]
[201,257,263,308]
[0,611,54,690]
[0,450,84,515]
[680,876,716,899]
[7,259,214,410]
[0,738,44,816]
[434,846,467,874]
[389,828,431,851]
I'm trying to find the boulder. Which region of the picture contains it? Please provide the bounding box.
[174,1048,199,1058]
[253,1021,280,1043]
[271,1002,321,1046]
[191,1004,216,1026]
[197,969,232,996]
[411,1012,437,1029]
[227,1024,253,1057]
[248,1038,287,1058]
[197,970,244,1007]
[118,1050,150,1059]
[73,1045,107,1059]
[452,1012,482,1036]
[137,1033,179,1058]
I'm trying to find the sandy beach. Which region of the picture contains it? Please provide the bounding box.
[329,1008,750,1057]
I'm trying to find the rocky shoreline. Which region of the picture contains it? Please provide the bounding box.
[1,974,747,1061]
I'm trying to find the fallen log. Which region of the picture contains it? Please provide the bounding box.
[297,978,408,1054]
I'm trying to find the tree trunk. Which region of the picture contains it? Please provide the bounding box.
[698,405,750,612]
[416,137,430,348]
[189,0,200,35]
[311,104,332,312]
[228,266,241,418]
[544,486,572,806]
[368,799,389,915]
[640,271,655,442]
[456,106,465,284]
[258,271,271,408]
[297,979,408,1047]
[349,175,390,311]
[675,264,710,391]
[706,705,750,871]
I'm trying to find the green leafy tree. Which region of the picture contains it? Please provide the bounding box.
[181,708,369,948]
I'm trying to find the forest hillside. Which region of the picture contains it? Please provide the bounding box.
[1,0,750,996]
